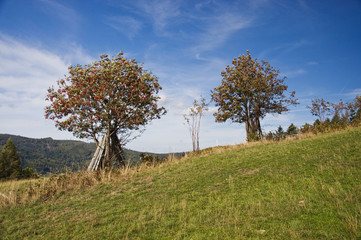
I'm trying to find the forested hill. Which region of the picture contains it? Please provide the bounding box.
[0,134,182,174]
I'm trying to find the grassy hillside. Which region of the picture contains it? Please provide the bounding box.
[1,127,360,239]
[0,134,184,174]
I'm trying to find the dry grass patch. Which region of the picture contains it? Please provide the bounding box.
[0,154,183,208]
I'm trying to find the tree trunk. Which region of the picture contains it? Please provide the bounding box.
[110,133,125,167]
[244,101,254,142]
[92,134,99,148]
[256,117,262,139]
[245,116,261,142]
[245,117,253,141]
[103,127,111,169]
[196,112,201,153]
[191,115,196,152]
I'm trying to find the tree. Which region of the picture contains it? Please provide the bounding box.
[211,51,297,141]
[265,131,275,141]
[286,123,298,136]
[21,167,38,179]
[331,111,341,126]
[332,100,348,121]
[275,126,286,140]
[0,138,22,179]
[349,95,361,123]
[184,96,208,152]
[139,153,161,165]
[307,97,331,122]
[45,52,166,168]
[300,123,312,134]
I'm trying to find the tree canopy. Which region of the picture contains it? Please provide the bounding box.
[211,51,298,141]
[45,52,166,168]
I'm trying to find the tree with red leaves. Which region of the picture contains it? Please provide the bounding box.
[211,51,298,141]
[45,52,166,168]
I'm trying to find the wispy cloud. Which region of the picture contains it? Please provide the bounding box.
[247,0,270,10]
[192,12,253,53]
[105,16,142,39]
[38,0,81,24]
[259,40,312,60]
[283,68,306,78]
[62,43,94,65]
[184,0,271,55]
[340,88,361,99]
[307,61,318,65]
[133,0,181,35]
[297,0,310,11]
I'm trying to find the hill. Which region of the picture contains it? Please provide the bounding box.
[1,127,360,239]
[0,134,184,174]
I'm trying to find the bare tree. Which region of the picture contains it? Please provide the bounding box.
[307,97,331,122]
[184,96,208,153]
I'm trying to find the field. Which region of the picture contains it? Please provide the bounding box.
[1,127,361,239]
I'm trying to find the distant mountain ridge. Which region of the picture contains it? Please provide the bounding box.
[0,134,183,174]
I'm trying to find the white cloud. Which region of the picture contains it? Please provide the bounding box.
[207,106,218,114]
[62,43,95,66]
[0,34,91,140]
[0,34,67,95]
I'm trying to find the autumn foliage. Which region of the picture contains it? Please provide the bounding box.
[45,52,166,167]
[211,51,298,141]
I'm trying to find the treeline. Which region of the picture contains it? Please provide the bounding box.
[0,134,96,174]
[0,138,38,180]
[265,96,361,141]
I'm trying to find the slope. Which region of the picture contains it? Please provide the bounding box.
[1,127,360,239]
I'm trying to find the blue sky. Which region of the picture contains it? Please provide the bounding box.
[0,0,360,153]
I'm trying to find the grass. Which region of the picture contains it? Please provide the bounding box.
[1,127,361,239]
